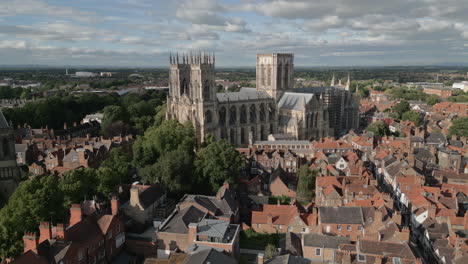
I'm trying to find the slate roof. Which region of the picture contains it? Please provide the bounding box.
[216,87,271,102]
[278,92,314,111]
[264,254,311,264]
[159,206,206,234]
[319,206,363,224]
[358,239,416,260]
[183,248,236,264]
[303,233,350,249]
[196,219,230,238]
[0,110,9,129]
[137,183,166,209]
[414,148,434,160]
[425,133,448,145]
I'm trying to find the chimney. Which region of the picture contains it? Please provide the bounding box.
[188,223,197,244]
[464,211,468,229]
[428,205,437,220]
[56,223,66,240]
[23,232,39,253]
[63,122,67,130]
[69,204,82,226]
[267,214,273,224]
[111,196,118,216]
[257,252,264,264]
[78,150,87,165]
[39,221,52,243]
[73,122,77,127]
[392,212,402,225]
[374,256,383,264]
[86,133,91,141]
[342,251,352,264]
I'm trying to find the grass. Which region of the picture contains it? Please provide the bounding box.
[239,229,279,250]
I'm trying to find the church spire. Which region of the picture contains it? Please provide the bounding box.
[331,73,335,86]
[346,73,350,90]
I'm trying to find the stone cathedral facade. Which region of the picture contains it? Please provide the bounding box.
[166,53,360,146]
[0,111,20,204]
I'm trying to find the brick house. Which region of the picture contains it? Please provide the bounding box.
[155,184,239,258]
[301,233,350,262]
[251,202,315,234]
[318,206,366,241]
[269,166,297,198]
[16,199,125,264]
[121,183,175,224]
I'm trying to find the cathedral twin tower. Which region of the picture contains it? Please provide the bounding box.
[166,52,360,146]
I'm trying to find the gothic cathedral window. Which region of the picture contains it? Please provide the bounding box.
[203,80,210,100]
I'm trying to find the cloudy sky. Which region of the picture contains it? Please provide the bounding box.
[1,0,468,67]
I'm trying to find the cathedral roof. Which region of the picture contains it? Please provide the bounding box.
[0,110,9,129]
[216,87,271,102]
[278,92,314,111]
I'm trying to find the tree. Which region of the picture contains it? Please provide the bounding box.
[0,176,65,257]
[449,117,468,137]
[195,139,245,193]
[140,147,194,194]
[101,148,132,177]
[392,100,410,119]
[366,121,390,137]
[401,110,421,126]
[59,168,97,208]
[297,167,317,201]
[265,243,276,259]
[132,119,195,168]
[425,95,441,106]
[96,167,122,198]
[101,105,129,136]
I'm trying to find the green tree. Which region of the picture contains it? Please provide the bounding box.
[392,100,410,119]
[297,167,317,201]
[96,167,122,198]
[59,168,97,208]
[366,121,390,137]
[265,243,276,259]
[449,117,468,137]
[195,139,245,193]
[401,110,421,126]
[140,147,194,194]
[101,105,129,136]
[0,176,65,257]
[133,119,195,168]
[101,148,132,177]
[425,95,441,105]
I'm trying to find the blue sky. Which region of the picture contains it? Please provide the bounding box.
[1,0,468,67]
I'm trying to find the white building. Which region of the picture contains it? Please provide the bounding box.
[75,71,97,77]
[452,81,468,92]
[82,113,104,124]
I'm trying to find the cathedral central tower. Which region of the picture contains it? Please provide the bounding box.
[256,53,294,101]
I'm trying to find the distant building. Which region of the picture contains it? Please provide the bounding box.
[82,113,104,124]
[452,81,468,92]
[100,72,113,77]
[74,71,97,77]
[423,87,453,98]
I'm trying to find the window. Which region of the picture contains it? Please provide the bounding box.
[357,226,362,230]
[302,227,309,233]
[337,225,341,230]
[78,250,84,261]
[315,248,321,256]
[347,225,351,231]
[358,254,366,262]
[107,231,112,239]
[279,225,283,230]
[116,224,120,233]
[392,257,401,264]
[288,226,293,232]
[258,224,262,228]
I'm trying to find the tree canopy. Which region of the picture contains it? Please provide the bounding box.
[366,121,390,137]
[392,100,410,119]
[297,167,317,201]
[449,117,468,137]
[194,139,245,194]
[401,110,421,126]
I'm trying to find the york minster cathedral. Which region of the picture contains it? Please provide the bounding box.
[166,53,360,146]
